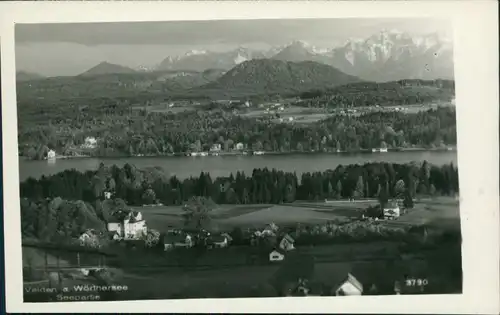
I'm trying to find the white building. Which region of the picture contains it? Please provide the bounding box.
[269,249,285,262]
[82,137,98,149]
[334,273,363,296]
[384,201,401,220]
[279,234,295,251]
[47,149,56,160]
[107,211,147,240]
[235,143,244,151]
[78,229,101,248]
[210,143,222,152]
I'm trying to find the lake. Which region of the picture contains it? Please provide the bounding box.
[18,151,457,182]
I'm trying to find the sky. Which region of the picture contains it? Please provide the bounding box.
[15,18,452,77]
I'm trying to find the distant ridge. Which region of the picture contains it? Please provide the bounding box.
[16,71,45,82]
[78,61,137,77]
[200,59,361,95]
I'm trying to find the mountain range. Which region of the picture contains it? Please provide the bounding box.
[153,30,454,82]
[17,29,453,83]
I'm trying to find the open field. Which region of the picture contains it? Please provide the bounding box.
[131,104,199,114]
[137,197,460,232]
[240,106,332,124]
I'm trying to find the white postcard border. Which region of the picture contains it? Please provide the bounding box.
[1,1,499,313]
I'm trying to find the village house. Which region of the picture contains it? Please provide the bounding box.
[234,142,244,151]
[163,232,194,251]
[216,177,233,193]
[107,210,147,240]
[207,234,230,249]
[383,201,401,220]
[79,229,101,248]
[279,234,295,251]
[210,143,222,152]
[333,273,364,296]
[81,136,98,149]
[47,149,56,160]
[269,249,285,262]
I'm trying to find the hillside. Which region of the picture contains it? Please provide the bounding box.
[16,69,225,103]
[16,71,45,82]
[198,59,362,96]
[297,79,455,107]
[78,61,138,77]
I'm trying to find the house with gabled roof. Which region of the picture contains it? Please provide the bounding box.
[269,248,285,262]
[107,210,147,240]
[79,229,101,248]
[207,234,229,248]
[279,234,295,251]
[333,273,364,296]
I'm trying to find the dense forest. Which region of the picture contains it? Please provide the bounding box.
[298,80,454,107]
[18,106,456,159]
[21,161,458,207]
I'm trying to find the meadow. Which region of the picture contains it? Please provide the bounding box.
[137,197,460,233]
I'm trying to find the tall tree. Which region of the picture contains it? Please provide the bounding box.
[354,176,364,199]
[182,196,216,231]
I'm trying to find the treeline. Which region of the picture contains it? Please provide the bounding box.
[21,197,106,243]
[20,161,459,207]
[18,106,456,159]
[299,79,455,107]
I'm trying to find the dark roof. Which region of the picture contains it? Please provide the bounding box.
[338,273,363,292]
[107,217,122,223]
[109,210,131,222]
[128,218,145,224]
[385,201,399,209]
[270,248,286,256]
[208,235,227,243]
[282,234,295,243]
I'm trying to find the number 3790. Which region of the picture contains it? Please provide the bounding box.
[405,278,429,286]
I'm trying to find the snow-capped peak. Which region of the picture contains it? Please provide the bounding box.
[234,53,248,64]
[136,65,155,72]
[185,49,208,57]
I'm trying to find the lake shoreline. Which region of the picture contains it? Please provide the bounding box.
[18,150,458,182]
[20,146,457,162]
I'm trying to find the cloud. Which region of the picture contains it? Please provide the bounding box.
[15,18,452,47]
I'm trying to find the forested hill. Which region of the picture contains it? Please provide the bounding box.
[78,61,138,77]
[197,59,361,96]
